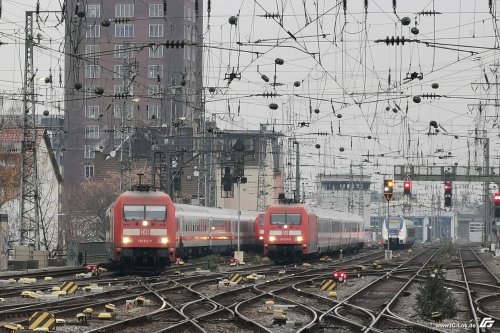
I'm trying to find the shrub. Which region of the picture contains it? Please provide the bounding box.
[416,271,457,319]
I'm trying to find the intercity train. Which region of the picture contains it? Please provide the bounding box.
[106,188,258,271]
[382,215,416,249]
[261,204,365,262]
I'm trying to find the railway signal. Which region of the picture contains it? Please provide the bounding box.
[494,193,500,218]
[444,182,452,207]
[384,179,394,202]
[403,180,412,196]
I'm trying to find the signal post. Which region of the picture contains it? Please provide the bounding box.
[384,180,394,261]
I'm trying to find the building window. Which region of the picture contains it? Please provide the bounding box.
[147,105,160,119]
[84,145,96,159]
[85,65,101,78]
[149,45,163,58]
[184,46,191,61]
[184,28,193,41]
[115,4,134,18]
[85,105,99,118]
[115,24,134,38]
[85,164,95,179]
[114,65,123,79]
[114,44,134,58]
[114,85,133,96]
[147,85,161,97]
[148,65,163,79]
[149,24,164,37]
[86,24,100,38]
[84,45,100,58]
[113,105,131,119]
[149,4,162,17]
[114,64,134,79]
[86,4,101,18]
[85,85,98,98]
[184,6,194,22]
[85,125,99,139]
[113,126,124,139]
[113,106,122,119]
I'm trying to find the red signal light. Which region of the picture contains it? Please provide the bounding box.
[494,193,500,203]
[495,193,500,217]
[444,183,452,191]
[403,180,412,195]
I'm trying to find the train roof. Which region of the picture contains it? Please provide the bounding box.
[266,204,364,223]
[306,207,364,223]
[174,203,260,220]
[120,190,171,198]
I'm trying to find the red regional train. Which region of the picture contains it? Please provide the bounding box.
[262,204,365,262]
[106,189,258,271]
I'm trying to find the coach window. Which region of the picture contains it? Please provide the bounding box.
[145,205,166,220]
[124,205,144,221]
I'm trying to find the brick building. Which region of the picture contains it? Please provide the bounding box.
[63,0,203,190]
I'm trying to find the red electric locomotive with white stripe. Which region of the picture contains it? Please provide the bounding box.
[255,213,265,252]
[262,204,364,262]
[107,190,176,271]
[107,188,258,271]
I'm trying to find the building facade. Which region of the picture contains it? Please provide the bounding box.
[63,0,203,189]
[0,128,61,252]
[317,173,372,224]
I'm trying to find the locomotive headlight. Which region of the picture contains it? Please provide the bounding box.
[269,236,276,242]
[142,221,149,226]
[296,236,303,242]
[122,237,131,244]
[259,236,264,240]
[284,225,288,229]
[160,237,168,244]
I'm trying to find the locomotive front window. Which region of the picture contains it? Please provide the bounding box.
[124,205,144,220]
[145,205,166,220]
[287,214,301,225]
[388,218,400,229]
[270,213,301,225]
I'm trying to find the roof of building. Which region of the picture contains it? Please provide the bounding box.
[0,127,45,145]
[0,127,62,184]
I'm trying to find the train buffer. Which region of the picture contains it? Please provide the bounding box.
[228,273,243,284]
[60,281,78,294]
[320,279,337,291]
[272,313,287,326]
[3,324,24,331]
[28,311,56,331]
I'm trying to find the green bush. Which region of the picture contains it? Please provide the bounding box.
[416,271,457,319]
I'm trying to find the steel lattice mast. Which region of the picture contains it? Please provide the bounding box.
[20,11,40,248]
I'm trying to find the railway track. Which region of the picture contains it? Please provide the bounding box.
[0,247,426,333]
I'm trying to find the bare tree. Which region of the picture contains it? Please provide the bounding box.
[0,152,20,209]
[64,175,119,242]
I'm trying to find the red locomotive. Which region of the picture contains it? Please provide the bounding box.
[107,188,258,271]
[107,189,176,271]
[255,213,265,252]
[262,204,364,262]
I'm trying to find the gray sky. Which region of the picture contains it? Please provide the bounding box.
[1,0,498,199]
